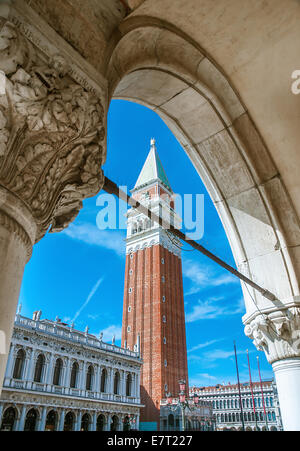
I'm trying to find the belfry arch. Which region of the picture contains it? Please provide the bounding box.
[0,0,300,431]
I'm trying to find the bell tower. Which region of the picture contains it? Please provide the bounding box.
[121,139,188,431]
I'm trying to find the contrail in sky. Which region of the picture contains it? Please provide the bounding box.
[72,277,104,323]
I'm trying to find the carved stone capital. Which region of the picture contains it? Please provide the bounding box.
[0,18,106,241]
[244,307,300,364]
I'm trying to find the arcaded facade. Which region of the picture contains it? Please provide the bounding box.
[0,310,142,431]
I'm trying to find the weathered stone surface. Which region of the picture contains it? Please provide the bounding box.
[227,187,278,260]
[159,87,225,144]
[196,129,254,199]
[114,69,188,107]
[196,57,245,123]
[232,113,277,185]
[0,18,106,242]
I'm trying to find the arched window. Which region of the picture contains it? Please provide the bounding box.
[34,354,45,383]
[13,348,25,379]
[70,362,79,388]
[45,410,57,431]
[270,397,273,407]
[126,374,132,396]
[100,368,107,393]
[81,413,91,431]
[114,371,120,394]
[111,415,119,431]
[272,411,276,422]
[1,407,16,431]
[64,412,75,432]
[24,409,38,432]
[97,414,105,431]
[86,365,94,391]
[53,358,63,386]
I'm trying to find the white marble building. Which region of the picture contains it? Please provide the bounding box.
[191,381,282,431]
[0,310,142,431]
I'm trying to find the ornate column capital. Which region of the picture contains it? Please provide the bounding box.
[0,16,106,242]
[244,307,300,364]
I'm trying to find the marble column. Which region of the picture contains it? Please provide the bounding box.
[38,406,47,431]
[0,10,106,394]
[3,343,15,384]
[91,412,97,431]
[58,409,66,431]
[245,309,300,431]
[76,411,82,432]
[17,405,27,431]
[106,413,112,431]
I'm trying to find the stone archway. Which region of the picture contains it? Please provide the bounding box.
[0,0,300,432]
[105,19,300,431]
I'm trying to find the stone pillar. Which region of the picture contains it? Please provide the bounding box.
[95,364,101,397]
[272,359,300,431]
[108,368,113,396]
[63,358,71,393]
[75,411,82,432]
[136,414,140,431]
[45,354,54,389]
[17,405,27,431]
[244,308,300,431]
[106,413,112,431]
[4,343,15,382]
[0,403,3,426]
[25,349,36,389]
[38,406,47,431]
[0,8,106,394]
[58,409,66,431]
[91,412,97,431]
[81,362,87,394]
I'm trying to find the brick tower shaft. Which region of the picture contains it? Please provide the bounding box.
[121,139,188,430]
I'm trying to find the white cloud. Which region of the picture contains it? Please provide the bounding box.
[185,296,245,323]
[202,347,255,362]
[63,223,125,257]
[72,277,104,323]
[182,258,239,296]
[100,325,122,343]
[188,339,223,353]
[189,373,218,386]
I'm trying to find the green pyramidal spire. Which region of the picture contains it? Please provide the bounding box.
[134,138,172,192]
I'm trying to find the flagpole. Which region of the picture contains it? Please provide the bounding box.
[247,349,258,430]
[257,355,269,431]
[234,341,245,431]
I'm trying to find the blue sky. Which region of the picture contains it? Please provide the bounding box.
[19,100,273,388]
